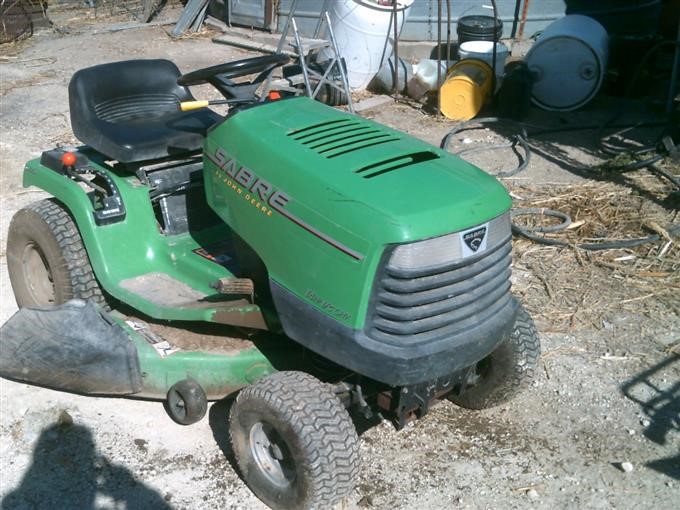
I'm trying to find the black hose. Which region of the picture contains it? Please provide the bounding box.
[597,39,680,157]
[511,208,571,233]
[490,0,499,91]
[441,117,677,185]
[511,208,680,251]
[441,117,679,250]
[440,117,531,177]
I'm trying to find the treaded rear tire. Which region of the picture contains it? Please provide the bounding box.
[7,198,109,309]
[229,371,359,510]
[449,304,540,409]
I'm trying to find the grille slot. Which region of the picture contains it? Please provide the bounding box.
[366,227,513,346]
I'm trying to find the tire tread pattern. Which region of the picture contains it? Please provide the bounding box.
[231,371,360,510]
[22,199,108,308]
[451,305,540,409]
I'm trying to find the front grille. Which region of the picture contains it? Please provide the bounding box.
[366,215,513,346]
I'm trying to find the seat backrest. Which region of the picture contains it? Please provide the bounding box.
[69,59,194,136]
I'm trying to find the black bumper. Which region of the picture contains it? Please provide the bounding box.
[271,281,519,386]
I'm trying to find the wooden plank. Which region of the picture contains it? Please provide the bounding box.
[191,3,209,32]
[212,33,296,57]
[172,0,209,38]
[91,19,174,34]
[353,95,394,113]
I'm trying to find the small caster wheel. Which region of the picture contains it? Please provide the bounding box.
[165,378,207,425]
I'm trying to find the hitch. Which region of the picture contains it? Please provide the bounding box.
[378,372,467,430]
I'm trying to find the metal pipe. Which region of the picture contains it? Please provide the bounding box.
[446,0,451,64]
[392,0,399,95]
[437,0,442,117]
[276,0,298,53]
[667,20,680,114]
[518,0,530,40]
[491,0,499,91]
[511,0,522,39]
[325,11,354,113]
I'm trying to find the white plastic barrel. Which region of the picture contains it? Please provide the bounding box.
[525,15,609,111]
[320,0,414,90]
[458,41,509,80]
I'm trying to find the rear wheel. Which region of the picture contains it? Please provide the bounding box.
[449,304,540,409]
[229,371,359,510]
[7,199,108,308]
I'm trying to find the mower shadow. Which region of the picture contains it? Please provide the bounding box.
[2,423,170,510]
[621,353,680,480]
[208,397,240,476]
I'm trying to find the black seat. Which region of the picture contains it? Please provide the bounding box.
[69,59,222,163]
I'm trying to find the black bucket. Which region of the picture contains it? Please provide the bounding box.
[457,15,503,43]
[565,0,663,36]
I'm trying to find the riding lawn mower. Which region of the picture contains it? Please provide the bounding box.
[0,53,540,510]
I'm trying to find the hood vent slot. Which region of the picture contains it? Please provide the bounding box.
[288,118,354,139]
[288,118,400,159]
[354,151,440,179]
[325,137,400,158]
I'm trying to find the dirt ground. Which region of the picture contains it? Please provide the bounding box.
[1,5,678,510]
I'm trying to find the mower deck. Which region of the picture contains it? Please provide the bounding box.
[118,313,276,399]
[0,301,278,400]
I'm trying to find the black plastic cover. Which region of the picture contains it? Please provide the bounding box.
[270,281,518,387]
[0,300,142,395]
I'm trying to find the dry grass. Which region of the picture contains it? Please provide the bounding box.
[509,173,679,332]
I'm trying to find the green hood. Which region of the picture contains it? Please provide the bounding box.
[209,97,511,246]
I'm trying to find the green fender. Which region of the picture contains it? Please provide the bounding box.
[22,153,262,325]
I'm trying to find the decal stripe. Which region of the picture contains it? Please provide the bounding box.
[272,205,365,261]
[206,150,364,261]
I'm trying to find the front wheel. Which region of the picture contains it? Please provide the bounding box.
[449,304,540,409]
[229,371,359,510]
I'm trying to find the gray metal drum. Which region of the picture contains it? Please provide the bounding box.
[525,15,609,111]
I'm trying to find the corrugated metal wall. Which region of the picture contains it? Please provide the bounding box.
[276,0,567,41]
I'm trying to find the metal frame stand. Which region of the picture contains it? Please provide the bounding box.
[265,0,354,113]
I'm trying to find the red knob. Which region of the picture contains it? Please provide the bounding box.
[61,152,77,167]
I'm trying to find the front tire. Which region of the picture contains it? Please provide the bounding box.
[7,199,108,308]
[449,304,540,409]
[229,371,359,510]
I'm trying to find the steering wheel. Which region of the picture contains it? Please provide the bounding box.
[177,54,290,87]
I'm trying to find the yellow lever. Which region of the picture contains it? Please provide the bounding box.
[179,100,210,112]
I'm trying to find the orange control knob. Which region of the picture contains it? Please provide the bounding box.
[61,152,77,167]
